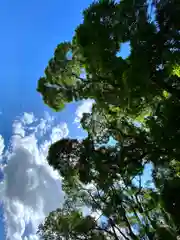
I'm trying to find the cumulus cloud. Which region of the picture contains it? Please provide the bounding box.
[0,103,99,240]
[0,112,69,240]
[74,99,94,127]
[21,113,35,125]
[50,123,69,143]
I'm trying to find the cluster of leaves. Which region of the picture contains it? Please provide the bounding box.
[37,0,180,239]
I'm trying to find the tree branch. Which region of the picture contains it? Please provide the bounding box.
[109,218,130,240]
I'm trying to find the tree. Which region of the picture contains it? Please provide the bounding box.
[37,0,180,239]
[37,0,180,113]
[38,137,178,240]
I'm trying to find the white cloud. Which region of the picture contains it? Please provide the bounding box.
[0,112,69,240]
[35,112,54,137]
[74,100,94,127]
[21,113,35,125]
[50,123,69,143]
[12,121,25,138]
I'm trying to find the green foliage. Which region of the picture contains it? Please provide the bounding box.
[37,0,180,239]
[37,42,82,110]
[37,0,180,114]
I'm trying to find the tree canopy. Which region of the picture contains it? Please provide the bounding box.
[37,0,180,239]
